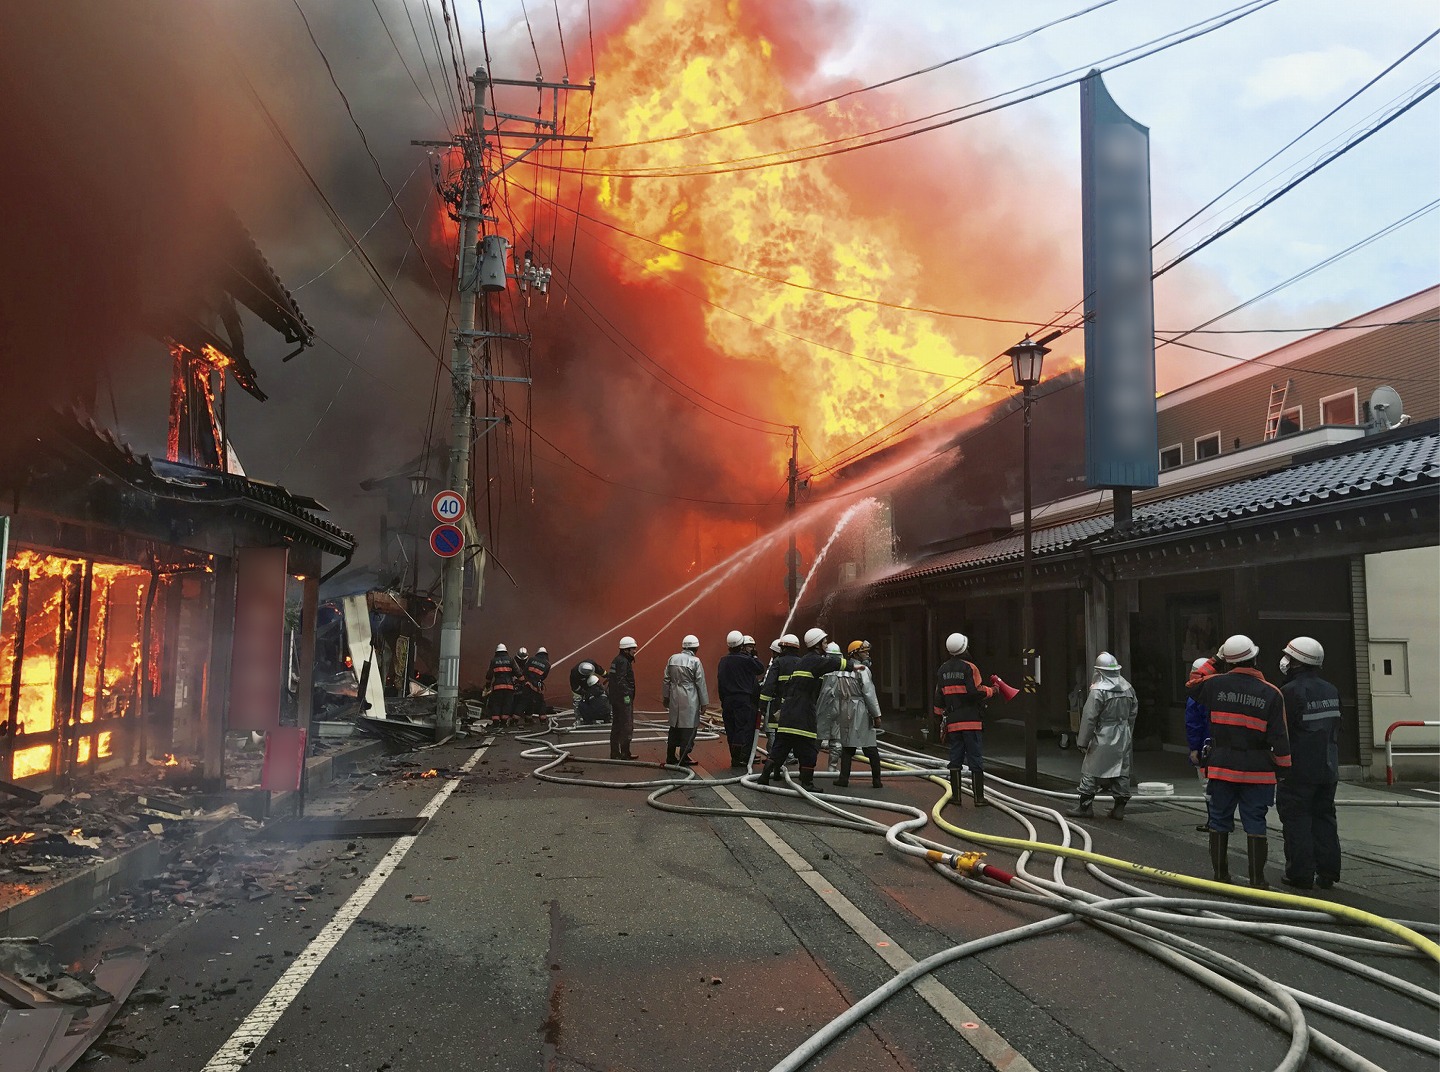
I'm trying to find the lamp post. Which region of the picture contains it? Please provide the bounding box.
[1007,336,1050,784]
[408,473,430,597]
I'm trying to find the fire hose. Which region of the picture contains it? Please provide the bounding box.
[518,715,1438,1071]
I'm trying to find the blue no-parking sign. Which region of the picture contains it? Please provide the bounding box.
[430,523,464,558]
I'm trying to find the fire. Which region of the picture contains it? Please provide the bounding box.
[420,768,439,779]
[573,0,991,458]
[3,550,147,780]
[163,753,179,767]
[1,832,37,845]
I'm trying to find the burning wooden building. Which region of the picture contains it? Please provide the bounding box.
[0,211,354,788]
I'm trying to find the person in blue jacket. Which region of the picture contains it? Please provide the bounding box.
[1185,656,1214,832]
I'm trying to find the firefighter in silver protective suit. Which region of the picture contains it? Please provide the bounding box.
[1067,652,1138,820]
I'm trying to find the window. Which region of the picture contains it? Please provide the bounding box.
[1320,388,1358,426]
[1277,405,1302,436]
[1194,432,1221,460]
[1159,444,1182,470]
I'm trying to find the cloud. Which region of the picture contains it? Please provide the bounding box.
[1243,46,1376,107]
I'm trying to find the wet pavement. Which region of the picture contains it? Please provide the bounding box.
[31,722,1440,1072]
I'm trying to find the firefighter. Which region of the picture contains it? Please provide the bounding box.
[933,632,997,807]
[1188,634,1292,888]
[758,634,802,755]
[662,635,708,766]
[1067,653,1138,820]
[758,628,845,790]
[816,640,883,789]
[521,647,550,722]
[484,644,519,724]
[1185,655,1215,831]
[718,630,765,769]
[570,657,602,718]
[576,673,610,726]
[608,638,638,760]
[1275,637,1342,890]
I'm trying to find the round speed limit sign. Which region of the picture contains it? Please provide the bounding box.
[432,490,465,523]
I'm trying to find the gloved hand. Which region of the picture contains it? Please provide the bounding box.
[624,696,632,705]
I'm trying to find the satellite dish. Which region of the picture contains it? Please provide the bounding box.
[1368,386,1405,431]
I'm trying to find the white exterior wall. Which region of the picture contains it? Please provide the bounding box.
[1365,546,1440,780]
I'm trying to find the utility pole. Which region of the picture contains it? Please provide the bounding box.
[785,426,799,611]
[423,67,592,740]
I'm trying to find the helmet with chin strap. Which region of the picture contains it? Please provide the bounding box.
[1218,634,1260,664]
[945,632,968,656]
[803,627,828,650]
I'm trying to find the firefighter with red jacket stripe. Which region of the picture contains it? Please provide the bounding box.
[933,632,996,808]
[1187,634,1292,889]
[484,644,519,724]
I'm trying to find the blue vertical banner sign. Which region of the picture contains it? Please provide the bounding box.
[1081,70,1159,490]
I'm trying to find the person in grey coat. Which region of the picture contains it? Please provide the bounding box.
[663,634,709,766]
[1068,652,1138,819]
[816,645,884,789]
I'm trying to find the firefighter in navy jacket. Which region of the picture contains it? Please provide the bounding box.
[933,632,996,808]
[1275,637,1343,890]
[758,628,844,790]
[484,644,519,722]
[1188,634,1291,889]
[758,634,801,750]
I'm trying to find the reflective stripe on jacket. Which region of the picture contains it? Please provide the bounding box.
[1190,667,1290,785]
[777,650,846,738]
[933,657,993,734]
[485,655,518,691]
[1281,669,1341,783]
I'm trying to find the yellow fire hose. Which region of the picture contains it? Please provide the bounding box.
[916,770,1440,963]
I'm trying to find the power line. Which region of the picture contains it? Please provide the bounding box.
[294,158,426,290]
[537,0,1278,177]
[291,0,453,301]
[585,0,1127,152]
[1153,80,1440,277]
[1154,29,1440,250]
[401,0,460,125]
[368,0,450,126]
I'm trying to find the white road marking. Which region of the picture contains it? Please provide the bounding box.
[708,779,1039,1072]
[201,741,491,1071]
[1411,788,1440,797]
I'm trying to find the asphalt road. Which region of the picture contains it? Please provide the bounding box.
[49,723,1440,1072]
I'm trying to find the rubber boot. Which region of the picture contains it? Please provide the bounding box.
[971,769,987,807]
[1209,831,1231,883]
[665,728,681,767]
[948,768,964,808]
[864,747,882,788]
[1067,797,1095,818]
[1247,835,1270,890]
[756,760,775,786]
[834,750,852,788]
[1108,797,1128,821]
[730,746,746,771]
[798,767,815,790]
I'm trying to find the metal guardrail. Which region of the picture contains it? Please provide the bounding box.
[1385,720,1440,785]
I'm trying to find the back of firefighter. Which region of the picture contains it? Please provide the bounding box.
[717,631,765,769]
[576,673,611,725]
[1275,637,1342,890]
[484,644,519,723]
[759,628,845,790]
[662,635,708,766]
[758,635,801,753]
[933,632,995,807]
[1188,633,1291,889]
[1067,652,1139,820]
[816,641,883,789]
[521,648,550,719]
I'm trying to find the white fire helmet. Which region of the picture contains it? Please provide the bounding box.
[742,635,755,647]
[518,647,528,658]
[682,634,700,650]
[1191,657,1211,673]
[1283,637,1324,666]
[945,632,969,656]
[770,639,783,654]
[537,646,547,655]
[586,674,599,687]
[824,641,841,655]
[1094,652,1121,672]
[726,630,744,649]
[1217,634,1260,664]
[803,627,828,649]
[781,633,800,649]
[619,636,637,651]
[496,643,507,653]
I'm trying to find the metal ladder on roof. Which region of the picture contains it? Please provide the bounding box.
[1263,379,1293,441]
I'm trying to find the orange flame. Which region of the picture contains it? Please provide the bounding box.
[572,1,992,459]
[163,753,180,767]
[1,832,37,845]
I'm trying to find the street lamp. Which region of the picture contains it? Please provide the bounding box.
[409,473,431,498]
[1006,336,1050,784]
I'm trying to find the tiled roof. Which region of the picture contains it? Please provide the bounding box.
[878,431,1439,586]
